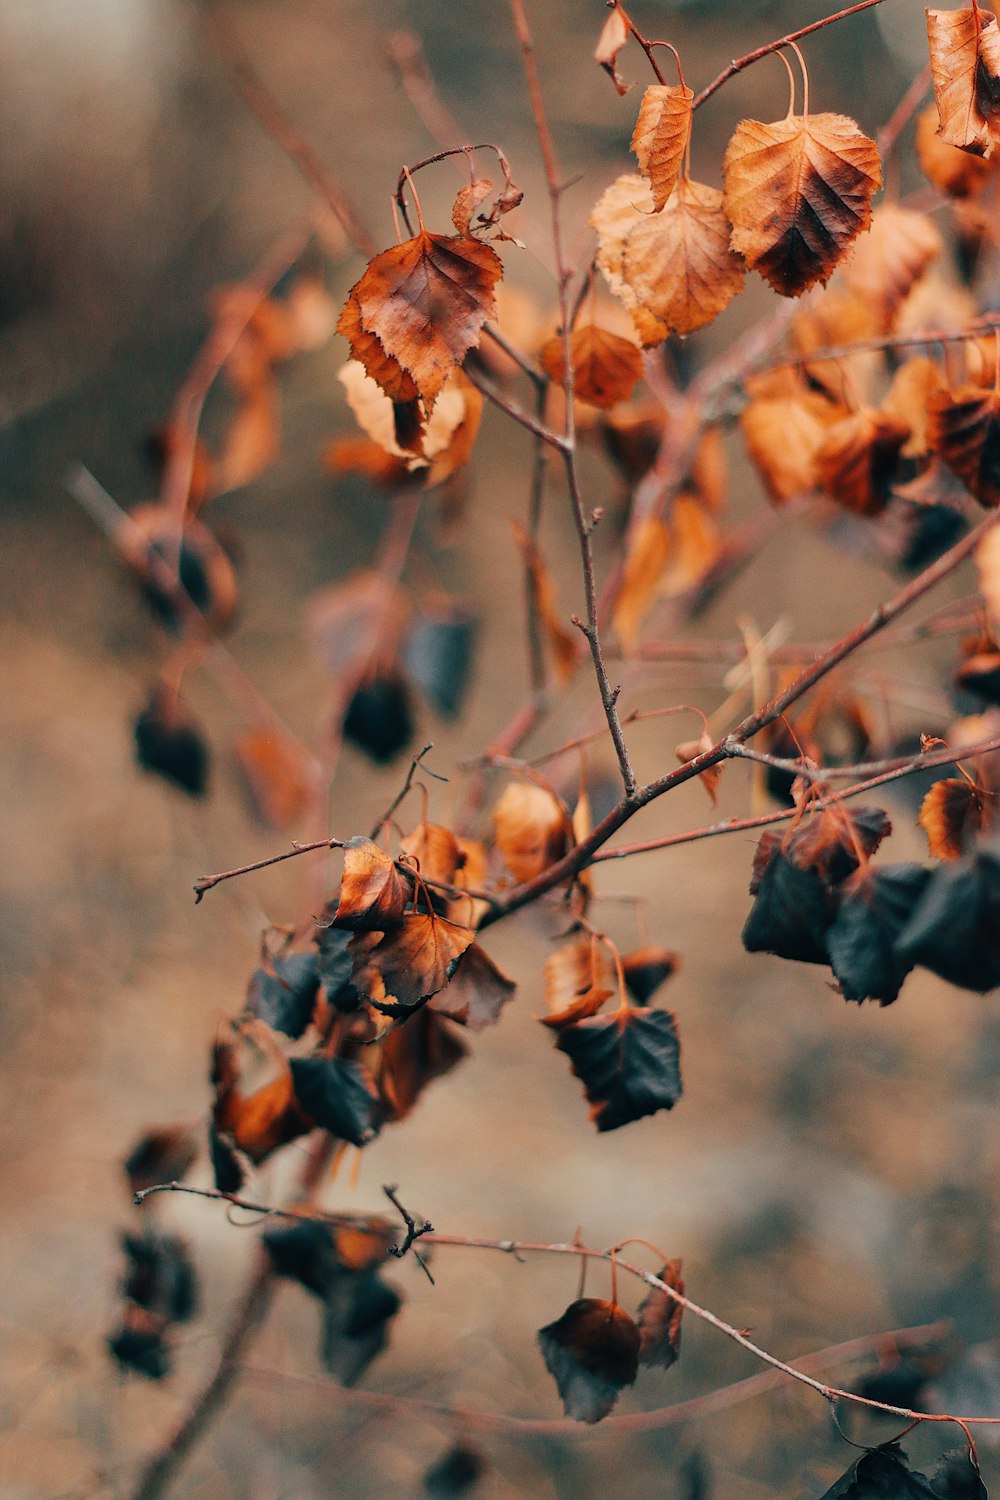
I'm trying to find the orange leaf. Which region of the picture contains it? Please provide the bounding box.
[613,514,670,650]
[511,522,579,684]
[447,836,491,929]
[815,408,911,516]
[540,324,643,409]
[978,521,1000,622]
[630,84,694,210]
[322,436,412,488]
[675,731,722,805]
[927,384,1000,505]
[594,6,631,95]
[334,838,413,930]
[216,377,280,493]
[234,729,314,831]
[538,1298,641,1423]
[918,776,988,859]
[539,937,615,1029]
[399,820,462,888]
[427,942,516,1029]
[663,492,720,596]
[212,1020,308,1163]
[350,913,474,1013]
[492,781,569,884]
[377,1007,468,1121]
[915,100,991,195]
[338,231,503,412]
[882,357,946,458]
[740,387,841,504]
[452,178,493,236]
[723,112,882,297]
[842,205,942,332]
[926,6,1000,157]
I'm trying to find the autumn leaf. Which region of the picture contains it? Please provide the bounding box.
[896,842,1000,992]
[630,84,694,210]
[511,521,580,684]
[841,205,942,332]
[323,1265,402,1385]
[216,367,280,494]
[119,1227,197,1326]
[621,946,680,1005]
[378,1007,468,1121]
[826,863,931,1005]
[928,385,1000,505]
[124,1125,199,1197]
[427,942,516,1029]
[594,5,631,95]
[815,408,911,516]
[723,112,882,297]
[883,357,946,458]
[539,936,615,1029]
[333,837,413,930]
[212,1020,309,1163]
[675,731,722,805]
[538,1298,641,1422]
[492,780,569,883]
[403,604,477,718]
[452,177,492,236]
[399,820,463,889]
[819,1440,986,1499]
[133,687,210,798]
[343,670,415,764]
[234,728,315,831]
[740,386,841,504]
[338,231,503,412]
[289,1056,380,1146]
[555,1007,683,1132]
[637,1260,684,1369]
[919,777,990,859]
[742,852,834,965]
[927,6,1000,157]
[350,913,474,1013]
[540,324,643,409]
[915,101,991,196]
[613,514,670,651]
[246,951,321,1038]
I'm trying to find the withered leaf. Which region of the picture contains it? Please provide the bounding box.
[927,6,1000,157]
[816,408,911,517]
[539,937,615,1029]
[335,837,413,931]
[637,1259,684,1370]
[350,913,474,1013]
[338,231,503,412]
[676,732,722,805]
[883,357,946,459]
[742,852,834,965]
[216,375,280,494]
[423,1442,487,1499]
[538,1297,641,1422]
[399,820,463,889]
[956,646,1000,703]
[263,1217,394,1297]
[321,1266,402,1385]
[452,177,492,237]
[124,1124,199,1196]
[234,729,314,831]
[818,1439,986,1499]
[378,1007,468,1121]
[594,5,631,95]
[540,324,643,410]
[919,777,989,859]
[511,522,579,684]
[246,951,321,1038]
[343,669,414,764]
[622,946,680,1005]
[493,780,569,884]
[212,1020,309,1163]
[842,205,942,332]
[723,112,882,297]
[614,514,670,651]
[134,688,210,798]
[403,606,477,718]
[928,386,1000,506]
[631,84,694,210]
[556,1007,682,1132]
[826,863,931,1005]
[916,101,991,197]
[120,1227,198,1325]
[314,921,363,1012]
[785,804,892,885]
[108,1304,170,1381]
[308,568,410,683]
[427,942,516,1029]
[621,176,746,338]
[290,1056,380,1146]
[896,841,1000,991]
[740,387,841,504]
[126,505,239,636]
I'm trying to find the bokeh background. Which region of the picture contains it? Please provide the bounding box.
[3,1,999,1496]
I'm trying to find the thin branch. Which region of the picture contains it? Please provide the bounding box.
[691,0,888,112]
[878,63,932,160]
[387,29,466,150]
[760,320,1000,380]
[192,838,345,903]
[465,365,569,447]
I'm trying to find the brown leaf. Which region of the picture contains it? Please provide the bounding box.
[978,522,1000,626]
[124,1125,199,1196]
[915,100,992,195]
[555,1007,683,1131]
[322,435,413,487]
[428,942,516,1028]
[338,290,419,403]
[452,178,493,236]
[842,205,942,332]
[630,84,694,210]
[723,112,882,297]
[338,231,503,412]
[424,373,484,486]
[662,493,720,596]
[637,1260,684,1369]
[377,1007,468,1120]
[815,408,911,516]
[790,290,882,403]
[212,1020,309,1163]
[594,6,631,95]
[447,837,491,929]
[613,514,670,651]
[350,913,474,1013]
[882,357,946,458]
[538,1298,641,1422]
[926,5,1000,156]
[927,384,1000,505]
[216,374,280,493]
[492,780,569,884]
[622,946,680,1004]
[234,729,314,831]
[540,324,643,410]
[919,776,989,858]
[334,838,413,930]
[539,937,615,1029]
[399,820,463,888]
[675,731,722,805]
[511,522,579,683]
[740,387,841,504]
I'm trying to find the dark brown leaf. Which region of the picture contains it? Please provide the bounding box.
[622,946,681,1005]
[427,942,516,1029]
[896,841,1000,991]
[377,1007,468,1121]
[290,1056,380,1146]
[827,863,931,1005]
[538,1297,641,1422]
[335,838,413,930]
[928,385,1000,506]
[124,1125,199,1196]
[133,687,210,798]
[555,1007,683,1132]
[919,777,990,859]
[246,951,321,1038]
[350,912,474,1014]
[637,1259,684,1369]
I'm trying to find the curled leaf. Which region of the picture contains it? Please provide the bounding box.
[539,324,643,409]
[815,408,911,516]
[637,1260,684,1369]
[594,6,631,95]
[428,942,516,1029]
[928,385,1000,506]
[919,777,990,860]
[630,84,694,210]
[335,837,413,930]
[675,731,722,805]
[927,6,1000,156]
[350,913,474,1013]
[539,937,615,1028]
[492,781,569,884]
[622,946,680,1005]
[538,1298,640,1422]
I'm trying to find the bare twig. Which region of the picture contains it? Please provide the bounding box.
[192,838,345,903]
[383,1184,435,1282]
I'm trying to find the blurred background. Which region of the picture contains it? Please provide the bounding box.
[3,1,1000,1496]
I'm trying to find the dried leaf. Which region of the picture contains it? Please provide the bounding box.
[675,731,722,805]
[883,357,946,458]
[428,942,516,1029]
[539,937,615,1029]
[555,1007,683,1132]
[335,837,413,930]
[134,687,210,798]
[216,374,280,493]
[289,1056,380,1146]
[323,435,413,487]
[662,492,720,595]
[399,820,463,889]
[338,231,503,412]
[613,514,670,651]
[928,384,1000,505]
[120,1227,197,1324]
[234,728,314,831]
[423,1442,487,1499]
[448,837,491,929]
[125,505,239,636]
[343,669,414,764]
[741,387,841,504]
[927,6,1000,156]
[124,1126,199,1196]
[212,1020,309,1163]
[511,522,579,683]
[622,946,680,1004]
[403,605,477,718]
[321,1267,402,1385]
[827,863,932,1004]
[631,84,694,210]
[791,289,882,402]
[538,1298,641,1422]
[623,176,746,337]
[637,1259,684,1369]
[594,6,631,95]
[919,777,990,859]
[540,324,643,409]
[896,842,1000,991]
[723,112,882,297]
[816,408,911,516]
[108,1304,170,1380]
[742,852,834,965]
[452,177,492,236]
[378,1007,468,1121]
[842,205,943,331]
[246,951,321,1038]
[492,781,569,883]
[916,101,991,196]
[350,912,474,1013]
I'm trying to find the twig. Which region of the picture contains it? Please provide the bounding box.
[691,0,888,112]
[383,1184,435,1282]
[192,838,345,903]
[878,63,932,160]
[760,320,1000,380]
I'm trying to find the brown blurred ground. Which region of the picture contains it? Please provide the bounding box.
[3,1,1000,1496]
